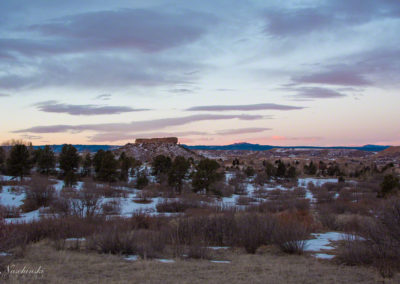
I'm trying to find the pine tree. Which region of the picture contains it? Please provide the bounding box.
[82,153,93,177]
[6,144,32,179]
[192,158,223,194]
[95,150,118,183]
[119,152,132,182]
[151,155,172,178]
[276,160,286,177]
[379,174,399,197]
[34,145,56,175]
[93,149,105,174]
[59,144,80,187]
[168,156,190,194]
[0,147,5,173]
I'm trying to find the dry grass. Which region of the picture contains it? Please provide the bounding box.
[1,242,396,284]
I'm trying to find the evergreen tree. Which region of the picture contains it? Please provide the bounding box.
[136,172,149,189]
[6,144,32,179]
[95,151,118,183]
[168,156,190,194]
[0,147,5,173]
[93,149,105,174]
[379,174,399,197]
[151,155,172,177]
[244,166,255,177]
[34,145,56,175]
[192,158,223,194]
[304,161,317,175]
[263,161,276,178]
[82,153,93,177]
[59,144,80,187]
[286,166,297,179]
[276,160,286,177]
[119,152,132,182]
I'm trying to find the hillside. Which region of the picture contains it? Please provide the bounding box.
[377,146,400,157]
[185,143,390,152]
[114,138,200,162]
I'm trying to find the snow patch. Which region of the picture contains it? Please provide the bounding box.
[124,255,139,261]
[210,260,231,263]
[156,259,175,263]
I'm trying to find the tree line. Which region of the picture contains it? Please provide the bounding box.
[0,144,225,195]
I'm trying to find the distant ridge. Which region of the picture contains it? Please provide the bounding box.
[184,143,390,152]
[29,143,391,153]
[33,145,118,153]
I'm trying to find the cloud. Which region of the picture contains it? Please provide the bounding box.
[264,8,334,36]
[94,94,111,101]
[289,48,400,88]
[34,100,148,115]
[169,88,195,94]
[216,128,271,135]
[0,54,198,91]
[270,136,322,142]
[285,87,347,99]
[187,103,304,111]
[0,93,9,97]
[0,9,216,57]
[14,114,266,134]
[263,0,400,37]
[292,69,371,87]
[20,134,42,140]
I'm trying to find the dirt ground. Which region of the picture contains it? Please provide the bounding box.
[1,242,398,284]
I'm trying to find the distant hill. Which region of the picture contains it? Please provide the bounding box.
[115,141,200,162]
[33,144,118,153]
[377,146,400,157]
[184,143,390,152]
[28,143,390,153]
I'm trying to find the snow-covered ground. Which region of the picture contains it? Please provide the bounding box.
[5,208,41,224]
[0,186,25,208]
[298,178,338,187]
[1,173,356,223]
[304,232,357,259]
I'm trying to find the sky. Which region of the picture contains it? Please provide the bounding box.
[0,0,399,146]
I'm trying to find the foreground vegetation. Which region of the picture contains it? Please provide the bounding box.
[1,141,400,282]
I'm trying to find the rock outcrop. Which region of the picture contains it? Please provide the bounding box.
[115,137,200,162]
[135,137,178,144]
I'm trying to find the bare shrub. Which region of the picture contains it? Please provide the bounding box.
[133,190,153,204]
[336,235,373,266]
[317,204,338,230]
[87,226,136,255]
[101,200,121,215]
[254,171,269,186]
[236,196,256,206]
[156,199,203,213]
[229,171,247,195]
[337,198,400,278]
[293,187,306,198]
[48,195,71,216]
[133,229,166,259]
[87,227,166,259]
[70,183,101,218]
[21,176,55,212]
[210,180,234,197]
[0,205,20,218]
[236,213,276,254]
[314,187,335,204]
[273,216,310,254]
[187,242,211,259]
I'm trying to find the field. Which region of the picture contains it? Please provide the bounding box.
[1,144,400,283]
